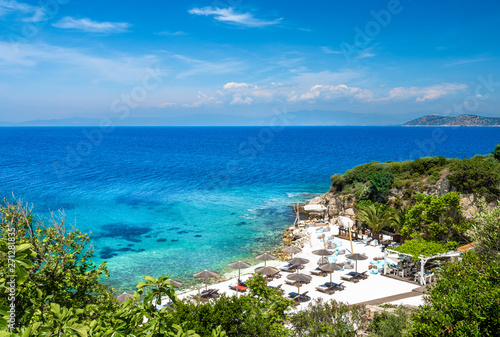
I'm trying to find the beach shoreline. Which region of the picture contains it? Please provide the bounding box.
[169,220,425,308]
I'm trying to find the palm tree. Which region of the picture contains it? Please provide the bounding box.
[388,207,408,234]
[356,203,392,241]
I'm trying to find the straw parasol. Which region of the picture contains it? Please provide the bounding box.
[255,266,280,277]
[287,257,310,272]
[319,263,343,284]
[170,280,183,287]
[228,261,251,281]
[286,273,312,294]
[345,253,368,273]
[281,246,302,257]
[255,252,276,266]
[115,292,134,303]
[312,249,333,256]
[312,249,333,264]
[193,269,219,291]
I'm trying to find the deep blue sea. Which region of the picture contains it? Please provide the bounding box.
[0,126,498,291]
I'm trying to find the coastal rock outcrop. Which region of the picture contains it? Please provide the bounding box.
[301,171,494,221]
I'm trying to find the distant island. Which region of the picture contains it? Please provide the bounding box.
[404,114,500,127]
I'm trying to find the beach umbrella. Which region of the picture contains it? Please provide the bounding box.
[287,257,310,266]
[255,252,276,266]
[319,263,343,284]
[282,246,302,257]
[170,280,183,287]
[228,261,251,281]
[286,273,312,294]
[345,253,368,273]
[255,266,280,276]
[312,249,333,256]
[193,269,219,292]
[312,249,333,264]
[115,292,134,303]
[287,257,310,272]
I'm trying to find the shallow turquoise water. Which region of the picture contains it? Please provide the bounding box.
[0,126,498,291]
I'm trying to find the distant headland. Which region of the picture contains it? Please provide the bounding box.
[403,114,500,127]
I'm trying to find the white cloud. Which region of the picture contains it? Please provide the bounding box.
[156,31,187,36]
[182,91,223,107]
[0,41,161,83]
[230,93,253,105]
[173,54,243,79]
[223,82,255,89]
[321,46,342,54]
[381,83,467,102]
[445,56,494,67]
[188,7,281,27]
[289,84,373,103]
[0,0,47,22]
[52,17,130,33]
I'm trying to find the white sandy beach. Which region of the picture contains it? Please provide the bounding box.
[168,224,425,308]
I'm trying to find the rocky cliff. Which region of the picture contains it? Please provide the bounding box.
[300,170,494,222]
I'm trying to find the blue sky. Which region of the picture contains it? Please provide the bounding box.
[0,0,499,123]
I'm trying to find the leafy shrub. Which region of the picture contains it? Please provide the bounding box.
[342,162,393,185]
[407,251,500,336]
[369,171,394,198]
[353,182,370,200]
[368,306,412,337]
[491,143,500,161]
[402,192,471,242]
[408,156,448,175]
[448,156,500,201]
[288,299,366,337]
[169,274,293,337]
[330,174,346,190]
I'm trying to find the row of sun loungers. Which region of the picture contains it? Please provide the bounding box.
[340,271,369,283]
[288,291,311,306]
[315,282,345,295]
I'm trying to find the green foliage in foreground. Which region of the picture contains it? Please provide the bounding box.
[368,306,412,337]
[0,200,213,336]
[407,198,500,336]
[288,299,366,337]
[168,274,294,337]
[407,251,500,336]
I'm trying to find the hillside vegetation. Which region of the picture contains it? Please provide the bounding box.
[330,154,500,204]
[404,114,500,126]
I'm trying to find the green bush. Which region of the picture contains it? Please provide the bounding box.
[168,275,293,337]
[448,156,500,201]
[369,171,394,198]
[353,182,371,200]
[407,252,500,336]
[288,299,366,337]
[368,306,412,337]
[491,144,500,161]
[402,192,471,242]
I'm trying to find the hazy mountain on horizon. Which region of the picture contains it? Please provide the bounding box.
[0,110,437,127]
[404,114,500,126]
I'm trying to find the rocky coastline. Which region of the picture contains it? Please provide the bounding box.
[297,173,496,223]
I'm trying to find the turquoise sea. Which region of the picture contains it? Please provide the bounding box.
[0,126,498,291]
